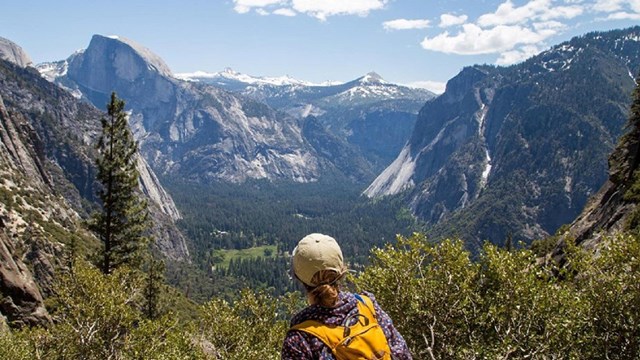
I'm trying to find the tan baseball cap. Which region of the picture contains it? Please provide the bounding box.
[292,233,347,287]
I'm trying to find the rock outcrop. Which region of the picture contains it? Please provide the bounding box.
[0,231,51,327]
[0,37,32,68]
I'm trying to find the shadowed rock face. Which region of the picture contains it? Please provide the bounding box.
[556,73,640,253]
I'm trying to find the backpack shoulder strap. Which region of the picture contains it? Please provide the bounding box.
[289,294,379,349]
[290,319,344,350]
[354,294,377,321]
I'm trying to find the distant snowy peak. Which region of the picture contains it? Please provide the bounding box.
[175,68,320,87]
[37,60,68,81]
[336,72,433,102]
[336,83,403,101]
[357,71,387,85]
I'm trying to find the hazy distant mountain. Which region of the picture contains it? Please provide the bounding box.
[39,35,374,183]
[178,69,436,170]
[366,26,640,249]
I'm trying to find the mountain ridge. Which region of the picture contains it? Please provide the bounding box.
[180,67,435,172]
[367,26,640,248]
[40,34,378,184]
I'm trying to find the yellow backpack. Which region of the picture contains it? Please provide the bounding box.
[290,294,392,360]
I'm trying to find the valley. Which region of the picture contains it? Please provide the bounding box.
[1,22,640,358]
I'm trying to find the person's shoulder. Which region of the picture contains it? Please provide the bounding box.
[290,306,311,327]
[360,290,378,303]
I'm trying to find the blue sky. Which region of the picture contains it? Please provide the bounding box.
[2,0,639,92]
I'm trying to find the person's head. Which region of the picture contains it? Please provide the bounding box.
[292,233,347,307]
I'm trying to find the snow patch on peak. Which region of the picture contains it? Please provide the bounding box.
[175,68,321,87]
[625,34,640,42]
[364,146,416,197]
[359,72,387,84]
[37,60,68,82]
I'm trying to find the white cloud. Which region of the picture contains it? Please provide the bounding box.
[383,19,430,31]
[421,23,556,55]
[496,45,542,65]
[232,0,387,20]
[439,14,468,28]
[532,20,566,31]
[273,8,297,16]
[233,0,285,14]
[605,10,640,18]
[417,0,590,66]
[477,0,583,27]
[592,0,627,12]
[405,81,447,94]
[592,0,640,15]
[291,0,389,21]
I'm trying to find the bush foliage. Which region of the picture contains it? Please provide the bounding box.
[2,232,639,359]
[356,233,640,359]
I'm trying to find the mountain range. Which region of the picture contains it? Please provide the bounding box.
[366,26,640,248]
[178,68,435,170]
[0,39,189,325]
[2,26,640,327]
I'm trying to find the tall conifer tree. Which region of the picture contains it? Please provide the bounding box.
[91,92,149,274]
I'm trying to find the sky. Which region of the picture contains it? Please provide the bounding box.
[2,0,639,93]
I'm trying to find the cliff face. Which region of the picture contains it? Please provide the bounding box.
[0,52,189,325]
[55,35,328,183]
[0,231,51,327]
[0,94,63,326]
[0,37,32,69]
[560,72,640,250]
[367,27,640,249]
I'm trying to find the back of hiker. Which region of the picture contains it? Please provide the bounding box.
[281,233,412,360]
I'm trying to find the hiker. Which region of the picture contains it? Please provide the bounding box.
[281,233,412,360]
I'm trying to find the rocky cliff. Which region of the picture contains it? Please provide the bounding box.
[181,69,435,172]
[0,37,32,68]
[0,93,58,327]
[45,35,355,183]
[557,71,640,250]
[0,47,193,325]
[367,26,640,249]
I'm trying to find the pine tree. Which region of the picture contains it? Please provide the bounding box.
[610,72,640,184]
[91,92,150,274]
[143,255,165,320]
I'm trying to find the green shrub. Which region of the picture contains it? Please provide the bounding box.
[355,232,639,359]
[198,290,301,360]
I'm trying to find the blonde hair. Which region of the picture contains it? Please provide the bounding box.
[306,269,343,307]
